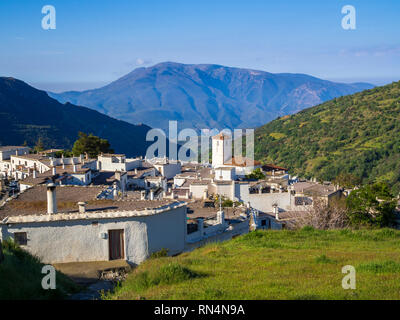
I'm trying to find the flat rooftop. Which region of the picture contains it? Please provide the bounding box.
[0,185,181,222]
[0,146,29,151]
[186,200,247,221]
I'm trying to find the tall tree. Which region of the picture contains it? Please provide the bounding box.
[72,132,114,158]
[346,182,396,227]
[33,138,44,153]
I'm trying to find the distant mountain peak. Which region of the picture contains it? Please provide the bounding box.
[49,62,374,131]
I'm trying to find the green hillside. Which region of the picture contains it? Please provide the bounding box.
[254,81,400,193]
[0,77,152,157]
[0,240,79,299]
[106,228,400,300]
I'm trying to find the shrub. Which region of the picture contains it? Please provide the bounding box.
[150,248,169,259]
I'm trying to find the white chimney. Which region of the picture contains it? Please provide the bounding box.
[78,202,86,214]
[52,166,56,175]
[113,182,118,198]
[150,189,154,200]
[217,210,225,225]
[73,164,77,173]
[273,205,279,220]
[33,170,37,179]
[47,183,57,214]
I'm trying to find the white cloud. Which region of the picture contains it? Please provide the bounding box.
[135,58,152,66]
[339,45,400,58]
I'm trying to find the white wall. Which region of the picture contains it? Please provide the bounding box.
[214,168,234,181]
[212,137,232,168]
[189,184,208,199]
[0,147,30,161]
[97,156,141,172]
[154,162,181,179]
[10,156,50,173]
[236,183,292,212]
[0,206,187,265]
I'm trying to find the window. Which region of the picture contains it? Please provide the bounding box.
[261,220,266,226]
[14,232,27,246]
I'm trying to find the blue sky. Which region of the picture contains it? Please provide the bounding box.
[0,0,399,92]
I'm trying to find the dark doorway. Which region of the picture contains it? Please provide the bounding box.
[108,229,125,260]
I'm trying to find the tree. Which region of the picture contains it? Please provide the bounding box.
[33,138,44,153]
[72,132,114,158]
[245,168,266,180]
[290,199,349,230]
[333,173,361,189]
[346,182,396,227]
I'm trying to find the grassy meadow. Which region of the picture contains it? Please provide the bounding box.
[0,240,80,300]
[106,228,400,300]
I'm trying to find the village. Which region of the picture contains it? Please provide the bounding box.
[0,132,346,270]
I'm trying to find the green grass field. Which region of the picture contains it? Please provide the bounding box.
[0,240,80,300]
[107,228,400,300]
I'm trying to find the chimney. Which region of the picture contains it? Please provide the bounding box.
[217,210,225,225]
[73,164,77,173]
[47,183,57,214]
[150,189,154,200]
[52,166,56,175]
[78,202,86,214]
[135,168,138,175]
[140,190,146,200]
[113,182,118,198]
[197,218,204,237]
[33,170,37,179]
[273,205,279,220]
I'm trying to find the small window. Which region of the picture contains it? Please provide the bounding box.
[14,232,27,246]
[261,220,266,226]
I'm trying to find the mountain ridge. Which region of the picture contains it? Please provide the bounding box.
[0,77,152,157]
[254,81,400,193]
[49,62,374,130]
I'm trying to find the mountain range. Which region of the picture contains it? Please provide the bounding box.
[49,62,374,131]
[254,81,400,193]
[0,77,151,157]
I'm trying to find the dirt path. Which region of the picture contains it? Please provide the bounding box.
[53,260,132,300]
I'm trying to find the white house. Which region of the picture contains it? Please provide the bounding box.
[97,154,142,172]
[0,184,187,265]
[153,160,182,179]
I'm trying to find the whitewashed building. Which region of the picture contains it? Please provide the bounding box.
[0,185,187,265]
